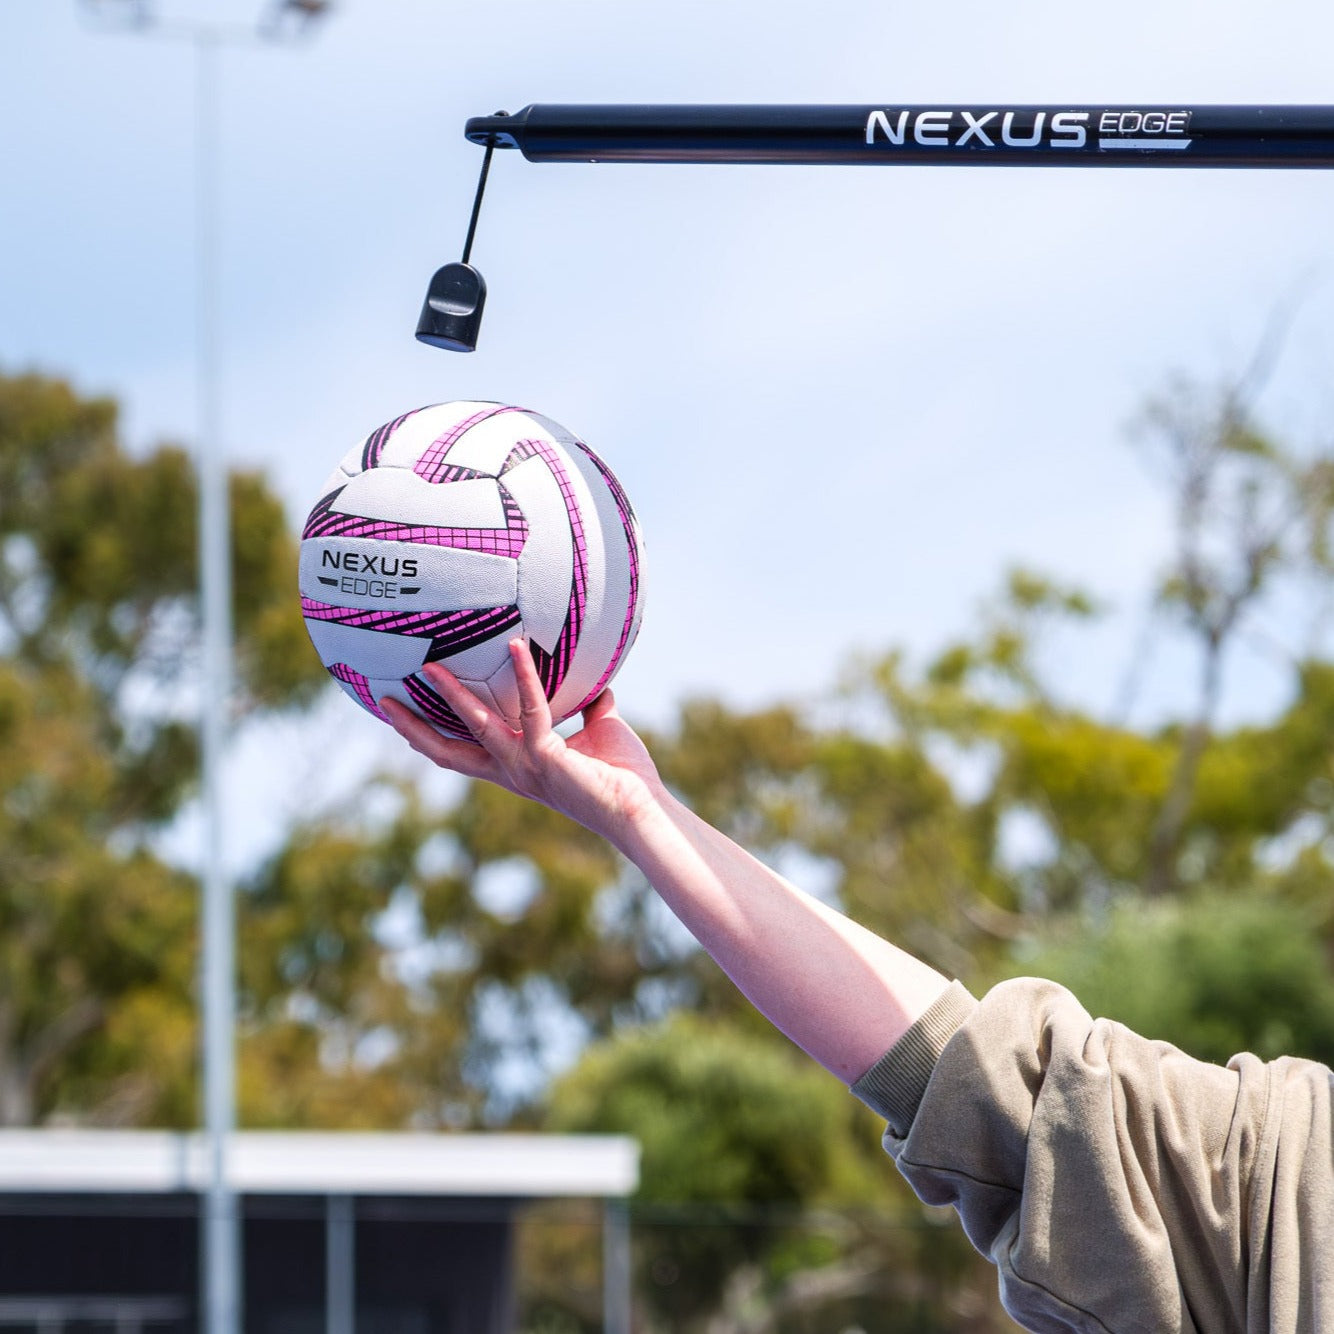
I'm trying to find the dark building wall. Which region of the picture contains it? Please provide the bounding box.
[0,1195,515,1334]
[354,1202,514,1334]
[244,1200,323,1334]
[0,1195,196,1300]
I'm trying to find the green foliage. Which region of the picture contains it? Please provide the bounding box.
[0,368,324,1125]
[543,1014,949,1331]
[649,699,813,838]
[995,708,1172,897]
[1007,891,1334,1067]
[7,364,1334,1331]
[548,1013,879,1208]
[230,468,328,709]
[234,779,429,1128]
[0,636,199,1125]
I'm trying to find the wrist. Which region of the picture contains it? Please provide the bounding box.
[602,773,678,860]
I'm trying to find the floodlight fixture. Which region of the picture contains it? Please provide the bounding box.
[78,0,331,41]
[259,0,334,42]
[77,0,151,30]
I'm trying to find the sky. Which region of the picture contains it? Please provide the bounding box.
[6,0,1334,865]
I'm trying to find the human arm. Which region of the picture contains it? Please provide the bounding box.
[383,645,1334,1330]
[380,641,949,1084]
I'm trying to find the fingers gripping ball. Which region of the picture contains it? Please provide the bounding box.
[299,402,646,739]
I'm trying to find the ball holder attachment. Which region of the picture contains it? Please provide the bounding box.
[416,118,502,353]
[416,262,486,352]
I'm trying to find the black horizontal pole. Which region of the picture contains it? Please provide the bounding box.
[465,104,1334,168]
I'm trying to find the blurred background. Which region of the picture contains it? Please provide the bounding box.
[4,1,1334,1330]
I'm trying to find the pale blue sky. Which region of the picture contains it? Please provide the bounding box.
[6,0,1334,861]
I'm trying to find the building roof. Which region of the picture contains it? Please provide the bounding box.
[0,1131,638,1198]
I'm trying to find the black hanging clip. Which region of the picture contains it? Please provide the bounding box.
[416,115,503,352]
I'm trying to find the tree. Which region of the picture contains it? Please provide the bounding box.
[535,1014,1006,1334]
[1131,367,1334,893]
[0,369,326,1125]
[1016,890,1334,1067]
[10,362,1334,1332]
[0,657,197,1125]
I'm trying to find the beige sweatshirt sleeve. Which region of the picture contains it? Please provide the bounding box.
[851,977,1334,1334]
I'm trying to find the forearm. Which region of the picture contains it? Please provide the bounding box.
[614,782,950,1084]
[385,656,946,1083]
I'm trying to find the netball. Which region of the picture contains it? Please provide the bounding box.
[299,402,645,739]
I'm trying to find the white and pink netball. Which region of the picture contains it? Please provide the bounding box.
[299,402,645,739]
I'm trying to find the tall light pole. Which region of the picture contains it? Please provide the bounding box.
[76,6,333,1334]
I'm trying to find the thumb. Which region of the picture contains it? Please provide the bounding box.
[582,689,619,725]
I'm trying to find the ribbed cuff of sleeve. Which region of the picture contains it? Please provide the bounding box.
[850,981,979,1136]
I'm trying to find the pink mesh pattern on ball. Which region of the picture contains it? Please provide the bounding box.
[413,405,527,483]
[360,408,422,472]
[501,439,588,699]
[301,598,521,657]
[302,487,528,558]
[426,464,489,485]
[328,663,387,720]
[571,442,643,714]
[404,675,474,741]
[302,489,349,540]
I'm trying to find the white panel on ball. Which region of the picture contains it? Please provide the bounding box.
[434,633,513,682]
[503,454,577,650]
[549,445,641,720]
[369,678,417,715]
[369,403,489,472]
[434,408,535,475]
[458,677,501,714]
[300,541,517,612]
[526,410,580,450]
[334,470,508,529]
[484,658,521,722]
[304,620,431,678]
[315,462,355,496]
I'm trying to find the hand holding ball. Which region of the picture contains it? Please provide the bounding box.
[299,402,645,738]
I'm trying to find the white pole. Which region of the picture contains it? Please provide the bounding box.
[326,1195,356,1334]
[603,1198,631,1334]
[196,28,240,1334]
[77,11,331,1328]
